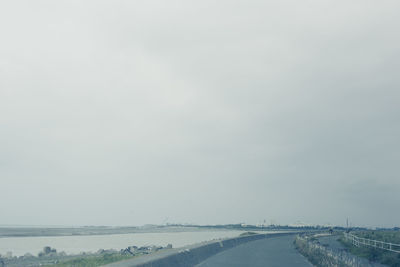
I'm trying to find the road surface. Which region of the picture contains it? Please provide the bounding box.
[196,235,313,267]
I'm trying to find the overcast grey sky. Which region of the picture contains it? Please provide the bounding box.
[1,0,399,228]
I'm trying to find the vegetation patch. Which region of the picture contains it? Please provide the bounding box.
[45,253,135,267]
[294,235,348,267]
[293,233,385,267]
[339,231,400,267]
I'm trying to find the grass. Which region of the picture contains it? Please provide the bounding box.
[338,231,400,267]
[356,230,400,244]
[44,253,136,267]
[293,236,347,267]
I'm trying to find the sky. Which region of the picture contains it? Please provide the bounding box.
[1,0,399,228]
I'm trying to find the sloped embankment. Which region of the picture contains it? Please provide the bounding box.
[105,232,294,267]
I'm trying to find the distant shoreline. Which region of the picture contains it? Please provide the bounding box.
[0,226,243,238]
[0,224,340,238]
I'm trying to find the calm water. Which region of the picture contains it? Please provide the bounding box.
[0,230,259,256]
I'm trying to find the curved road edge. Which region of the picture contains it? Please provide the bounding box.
[103,232,306,267]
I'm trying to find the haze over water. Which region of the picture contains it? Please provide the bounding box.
[0,230,254,256]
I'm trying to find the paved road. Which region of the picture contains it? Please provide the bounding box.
[196,235,313,267]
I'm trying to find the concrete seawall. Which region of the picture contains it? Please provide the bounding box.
[104,232,296,267]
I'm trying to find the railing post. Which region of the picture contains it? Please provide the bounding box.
[346,233,400,253]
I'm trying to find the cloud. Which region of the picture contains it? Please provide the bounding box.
[0,0,399,227]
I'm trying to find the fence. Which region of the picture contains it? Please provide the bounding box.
[344,232,400,253]
[294,235,383,267]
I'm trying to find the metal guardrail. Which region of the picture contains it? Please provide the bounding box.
[344,232,400,253]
